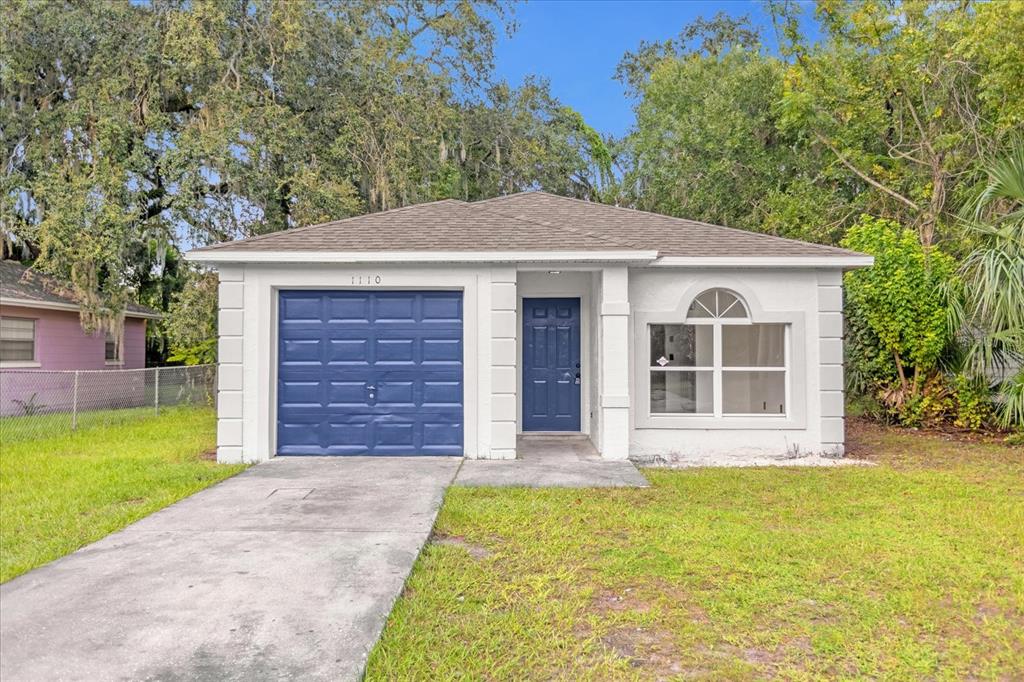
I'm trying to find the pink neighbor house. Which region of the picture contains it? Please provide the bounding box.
[0,260,160,371]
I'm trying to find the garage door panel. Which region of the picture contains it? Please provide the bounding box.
[279,338,322,364]
[279,380,322,407]
[325,380,368,405]
[277,419,323,454]
[423,337,462,363]
[277,290,463,456]
[422,380,461,405]
[375,338,416,363]
[326,338,370,364]
[423,421,462,446]
[280,295,323,322]
[421,294,462,321]
[376,381,415,405]
[373,294,417,322]
[375,422,415,446]
[325,295,371,322]
[325,421,372,447]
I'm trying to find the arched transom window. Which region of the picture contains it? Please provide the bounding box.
[649,288,788,417]
[686,288,748,319]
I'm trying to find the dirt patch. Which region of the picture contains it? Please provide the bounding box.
[973,598,1024,628]
[601,625,684,677]
[796,598,842,627]
[846,417,1023,471]
[590,587,653,614]
[431,534,492,559]
[199,449,217,462]
[847,417,1014,451]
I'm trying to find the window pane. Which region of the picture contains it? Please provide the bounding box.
[104,331,120,361]
[650,324,712,367]
[0,318,35,361]
[0,340,35,361]
[688,290,717,318]
[0,317,35,340]
[722,324,785,367]
[651,370,713,414]
[723,371,786,414]
[686,299,712,318]
[719,293,747,318]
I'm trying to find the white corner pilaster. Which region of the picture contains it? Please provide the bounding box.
[488,267,518,459]
[216,266,245,463]
[599,266,631,459]
[818,269,845,455]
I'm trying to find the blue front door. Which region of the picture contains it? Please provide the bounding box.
[277,290,463,456]
[522,298,582,431]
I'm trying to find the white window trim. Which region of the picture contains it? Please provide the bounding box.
[634,284,807,430]
[650,318,789,418]
[0,316,38,367]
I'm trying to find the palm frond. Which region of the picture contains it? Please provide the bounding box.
[954,144,1024,423]
[972,143,1024,226]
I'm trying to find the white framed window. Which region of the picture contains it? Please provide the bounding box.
[0,316,37,363]
[648,289,788,418]
[104,331,122,364]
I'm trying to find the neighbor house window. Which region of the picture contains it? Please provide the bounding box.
[105,331,121,364]
[649,289,787,417]
[0,317,36,362]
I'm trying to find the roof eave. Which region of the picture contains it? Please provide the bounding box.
[0,296,162,319]
[650,255,874,269]
[184,249,661,264]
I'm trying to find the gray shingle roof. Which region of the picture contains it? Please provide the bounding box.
[189,191,865,259]
[0,260,159,318]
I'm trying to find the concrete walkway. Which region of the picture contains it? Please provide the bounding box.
[0,457,460,682]
[456,436,649,488]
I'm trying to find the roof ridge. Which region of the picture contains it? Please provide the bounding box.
[476,191,861,256]
[474,192,651,250]
[471,190,537,207]
[476,205,647,251]
[195,198,469,252]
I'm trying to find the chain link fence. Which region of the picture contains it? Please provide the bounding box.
[0,365,216,443]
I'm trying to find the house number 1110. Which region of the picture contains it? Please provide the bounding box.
[350,275,383,285]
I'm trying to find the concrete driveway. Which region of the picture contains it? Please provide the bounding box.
[0,457,460,682]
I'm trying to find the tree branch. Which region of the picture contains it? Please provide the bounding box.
[815,133,920,212]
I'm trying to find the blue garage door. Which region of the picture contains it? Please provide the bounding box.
[277,290,463,456]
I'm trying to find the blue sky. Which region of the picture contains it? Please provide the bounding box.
[492,0,816,138]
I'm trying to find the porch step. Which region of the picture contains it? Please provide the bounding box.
[518,432,589,441]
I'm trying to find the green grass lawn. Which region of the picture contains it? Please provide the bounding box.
[0,405,179,444]
[367,423,1024,680]
[0,406,244,583]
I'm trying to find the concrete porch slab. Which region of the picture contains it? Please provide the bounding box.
[456,436,649,488]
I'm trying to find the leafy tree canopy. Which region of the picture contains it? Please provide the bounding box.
[1,0,605,338]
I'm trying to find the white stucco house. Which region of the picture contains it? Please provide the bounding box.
[185,192,871,464]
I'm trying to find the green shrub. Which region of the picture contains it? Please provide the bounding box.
[886,375,953,428]
[842,216,959,419]
[952,374,995,430]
